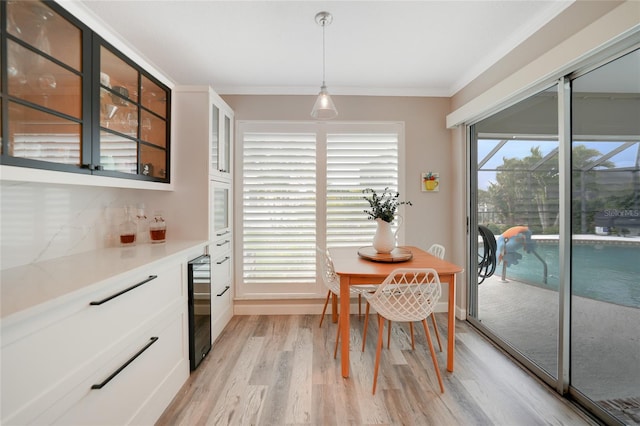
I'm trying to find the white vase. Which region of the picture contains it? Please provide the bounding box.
[372,218,397,253]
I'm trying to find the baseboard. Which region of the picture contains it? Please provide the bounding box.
[456,306,467,320]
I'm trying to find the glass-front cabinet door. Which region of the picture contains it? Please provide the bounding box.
[98,43,169,180]
[223,113,231,175]
[210,103,219,173]
[3,0,87,171]
[211,181,230,238]
[210,179,231,256]
[210,102,232,179]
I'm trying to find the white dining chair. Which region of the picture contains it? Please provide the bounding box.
[361,244,445,353]
[318,247,375,328]
[364,268,445,394]
[317,247,343,357]
[317,247,376,360]
[427,243,446,260]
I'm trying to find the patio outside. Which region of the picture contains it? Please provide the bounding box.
[477,257,640,425]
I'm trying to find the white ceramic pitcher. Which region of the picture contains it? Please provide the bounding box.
[372,216,401,253]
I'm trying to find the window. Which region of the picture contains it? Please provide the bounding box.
[327,129,401,247]
[241,128,317,287]
[237,121,404,298]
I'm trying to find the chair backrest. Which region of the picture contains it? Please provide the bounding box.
[427,243,446,259]
[317,247,340,295]
[369,268,442,322]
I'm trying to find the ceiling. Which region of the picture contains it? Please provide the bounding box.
[75,1,574,97]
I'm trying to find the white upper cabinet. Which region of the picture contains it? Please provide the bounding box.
[1,0,173,188]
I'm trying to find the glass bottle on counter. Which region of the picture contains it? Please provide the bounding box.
[149,211,166,243]
[119,205,137,246]
[136,203,148,243]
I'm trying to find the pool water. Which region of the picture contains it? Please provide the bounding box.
[502,241,640,308]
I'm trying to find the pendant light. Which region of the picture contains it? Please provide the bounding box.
[311,11,338,120]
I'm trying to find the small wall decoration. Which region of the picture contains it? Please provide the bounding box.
[422,172,440,192]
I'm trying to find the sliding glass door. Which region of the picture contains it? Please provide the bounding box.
[569,49,640,424]
[472,85,560,380]
[469,47,640,424]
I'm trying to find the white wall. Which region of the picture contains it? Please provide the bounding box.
[449,1,640,127]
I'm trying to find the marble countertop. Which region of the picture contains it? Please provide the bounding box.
[1,240,208,321]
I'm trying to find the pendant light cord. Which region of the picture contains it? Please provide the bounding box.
[322,20,326,86]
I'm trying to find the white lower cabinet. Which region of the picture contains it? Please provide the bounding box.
[211,253,231,296]
[1,258,190,426]
[211,251,233,343]
[49,308,184,425]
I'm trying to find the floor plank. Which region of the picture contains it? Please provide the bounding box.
[157,314,598,426]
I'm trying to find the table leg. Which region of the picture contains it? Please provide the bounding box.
[446,274,456,372]
[339,275,351,378]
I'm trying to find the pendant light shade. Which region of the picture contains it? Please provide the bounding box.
[311,84,338,120]
[311,11,338,120]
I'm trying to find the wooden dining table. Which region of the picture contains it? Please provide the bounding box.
[328,245,464,378]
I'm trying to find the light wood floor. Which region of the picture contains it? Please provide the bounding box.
[157,314,598,425]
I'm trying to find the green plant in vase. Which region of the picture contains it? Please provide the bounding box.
[363,187,412,223]
[363,187,412,253]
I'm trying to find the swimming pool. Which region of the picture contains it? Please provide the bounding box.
[499,239,640,309]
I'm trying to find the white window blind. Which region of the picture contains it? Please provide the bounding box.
[238,121,403,296]
[326,132,399,247]
[241,132,317,285]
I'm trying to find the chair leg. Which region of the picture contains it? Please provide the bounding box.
[362,302,371,352]
[372,315,385,395]
[387,320,392,349]
[319,290,331,327]
[421,319,445,393]
[430,312,443,352]
[358,294,362,317]
[333,314,341,359]
[409,322,415,350]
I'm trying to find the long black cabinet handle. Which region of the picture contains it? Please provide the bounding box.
[216,240,230,247]
[217,286,230,297]
[216,230,230,237]
[90,275,157,306]
[216,256,230,265]
[91,337,158,390]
